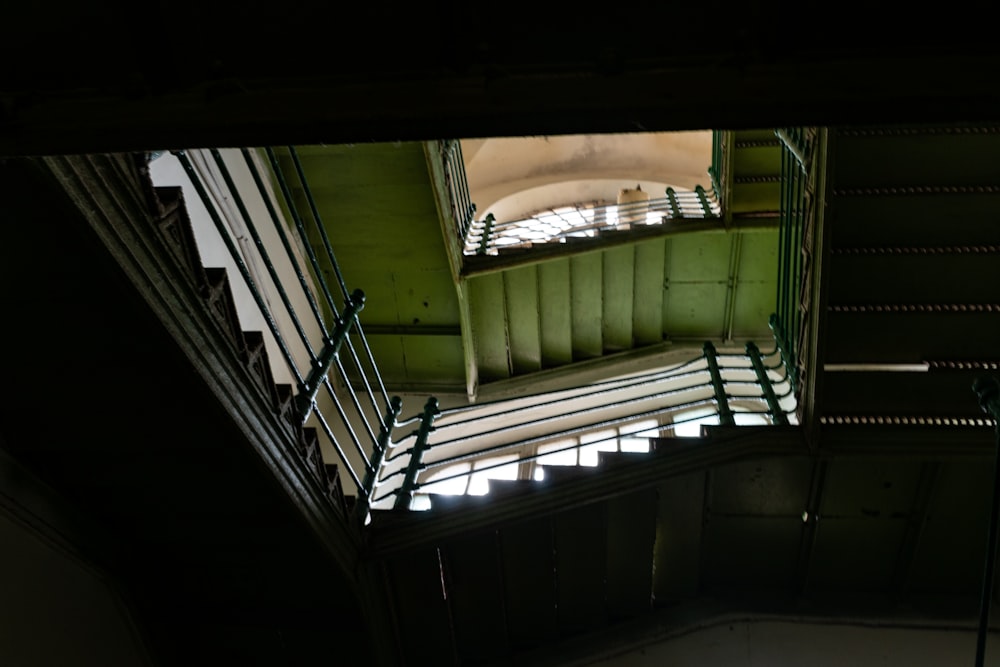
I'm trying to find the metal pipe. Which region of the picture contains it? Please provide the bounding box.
[420,396,719,472]
[973,376,1000,667]
[210,150,319,365]
[287,146,349,300]
[360,396,403,513]
[320,376,372,473]
[312,401,364,494]
[426,380,713,449]
[263,147,342,316]
[240,148,331,339]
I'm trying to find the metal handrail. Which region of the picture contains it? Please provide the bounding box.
[773,127,820,396]
[162,149,399,515]
[374,340,796,509]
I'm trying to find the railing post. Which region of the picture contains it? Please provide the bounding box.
[665,187,681,218]
[703,342,735,426]
[357,395,403,519]
[296,288,366,420]
[477,213,496,255]
[746,341,789,426]
[769,313,798,394]
[973,377,1000,667]
[695,185,713,218]
[394,397,440,510]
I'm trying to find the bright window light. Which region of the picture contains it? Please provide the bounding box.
[673,409,719,437]
[537,439,578,466]
[421,462,472,495]
[619,419,659,452]
[467,454,518,496]
[468,455,519,496]
[734,412,769,426]
[579,429,617,466]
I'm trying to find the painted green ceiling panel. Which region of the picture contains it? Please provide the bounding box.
[731,182,781,214]
[392,270,460,328]
[667,233,733,282]
[333,268,399,323]
[570,253,603,360]
[730,280,778,338]
[632,239,666,346]
[400,335,465,387]
[503,265,542,375]
[602,245,635,353]
[731,145,781,178]
[468,273,510,382]
[537,260,573,368]
[736,230,779,283]
[289,144,433,186]
[662,282,728,338]
[311,184,440,222]
[358,334,407,386]
[734,129,779,144]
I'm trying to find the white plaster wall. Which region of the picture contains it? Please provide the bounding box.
[463,132,712,222]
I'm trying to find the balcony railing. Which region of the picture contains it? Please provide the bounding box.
[440,139,477,241]
[772,128,822,403]
[370,340,796,511]
[464,185,722,256]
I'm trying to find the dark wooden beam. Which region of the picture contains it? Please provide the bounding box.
[3,7,1000,154]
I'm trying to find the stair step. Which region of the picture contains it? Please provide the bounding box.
[384,549,455,666]
[553,503,607,637]
[605,488,657,620]
[442,530,509,664]
[498,518,558,651]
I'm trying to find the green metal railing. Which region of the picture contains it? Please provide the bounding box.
[772,127,819,396]
[465,185,722,256]
[709,130,734,220]
[371,340,796,510]
[441,140,477,241]
[167,148,399,519]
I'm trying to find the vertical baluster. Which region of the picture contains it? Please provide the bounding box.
[703,342,734,426]
[477,213,496,255]
[973,377,1000,667]
[665,187,681,219]
[359,396,404,518]
[746,342,789,425]
[395,398,441,510]
[695,185,713,217]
